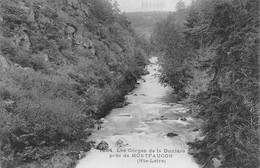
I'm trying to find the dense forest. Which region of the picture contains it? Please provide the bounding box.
[0,0,149,167]
[152,0,259,167]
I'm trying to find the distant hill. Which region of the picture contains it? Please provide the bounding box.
[126,11,169,38]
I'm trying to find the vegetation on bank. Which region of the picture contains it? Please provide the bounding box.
[152,0,259,167]
[0,0,149,167]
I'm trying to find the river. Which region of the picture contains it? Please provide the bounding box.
[76,57,200,168]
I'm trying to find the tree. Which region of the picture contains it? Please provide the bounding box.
[113,0,121,14]
[152,0,259,167]
[175,0,185,12]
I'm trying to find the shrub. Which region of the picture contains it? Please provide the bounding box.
[15,96,87,142]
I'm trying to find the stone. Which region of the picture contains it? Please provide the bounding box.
[96,141,109,150]
[111,43,123,53]
[0,14,3,22]
[42,53,49,62]
[166,133,178,137]
[27,9,35,22]
[187,110,192,114]
[154,116,168,121]
[88,141,96,149]
[83,38,93,49]
[180,117,187,121]
[90,48,96,55]
[34,52,49,62]
[2,100,15,107]
[212,157,221,168]
[19,3,30,13]
[66,25,76,34]
[115,139,124,148]
[13,33,31,50]
[82,7,90,16]
[78,151,86,159]
[0,55,8,68]
[160,116,168,120]
[67,0,80,9]
[142,70,150,75]
[94,122,101,130]
[38,14,51,24]
[193,128,199,132]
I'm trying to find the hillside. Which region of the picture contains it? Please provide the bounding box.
[0,0,149,167]
[152,0,259,167]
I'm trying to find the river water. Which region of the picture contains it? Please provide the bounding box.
[76,57,200,168]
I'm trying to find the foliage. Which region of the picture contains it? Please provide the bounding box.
[0,0,149,167]
[152,0,259,167]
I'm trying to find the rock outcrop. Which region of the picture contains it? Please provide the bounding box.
[0,54,8,68]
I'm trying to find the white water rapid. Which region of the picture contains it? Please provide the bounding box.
[76,57,200,168]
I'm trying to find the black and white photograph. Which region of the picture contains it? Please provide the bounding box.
[0,0,259,168]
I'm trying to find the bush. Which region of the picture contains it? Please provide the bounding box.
[15,97,87,142]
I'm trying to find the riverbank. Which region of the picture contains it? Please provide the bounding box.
[11,69,149,168]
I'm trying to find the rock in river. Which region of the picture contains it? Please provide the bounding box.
[96,141,109,150]
[180,117,187,121]
[115,139,124,148]
[193,128,199,132]
[167,133,178,137]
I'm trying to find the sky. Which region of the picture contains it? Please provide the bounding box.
[116,0,192,12]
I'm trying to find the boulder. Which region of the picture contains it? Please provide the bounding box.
[82,6,90,16]
[111,43,123,53]
[66,25,76,34]
[193,128,199,132]
[155,116,168,121]
[0,55,8,68]
[212,157,221,168]
[180,117,187,121]
[83,38,93,49]
[34,52,49,62]
[38,14,51,24]
[27,9,35,22]
[115,139,124,148]
[142,70,150,75]
[115,102,131,108]
[187,109,192,114]
[66,150,85,159]
[96,141,109,150]
[160,116,168,120]
[0,14,3,22]
[88,141,96,149]
[41,53,49,62]
[78,151,86,159]
[167,133,178,137]
[13,33,31,50]
[67,0,80,9]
